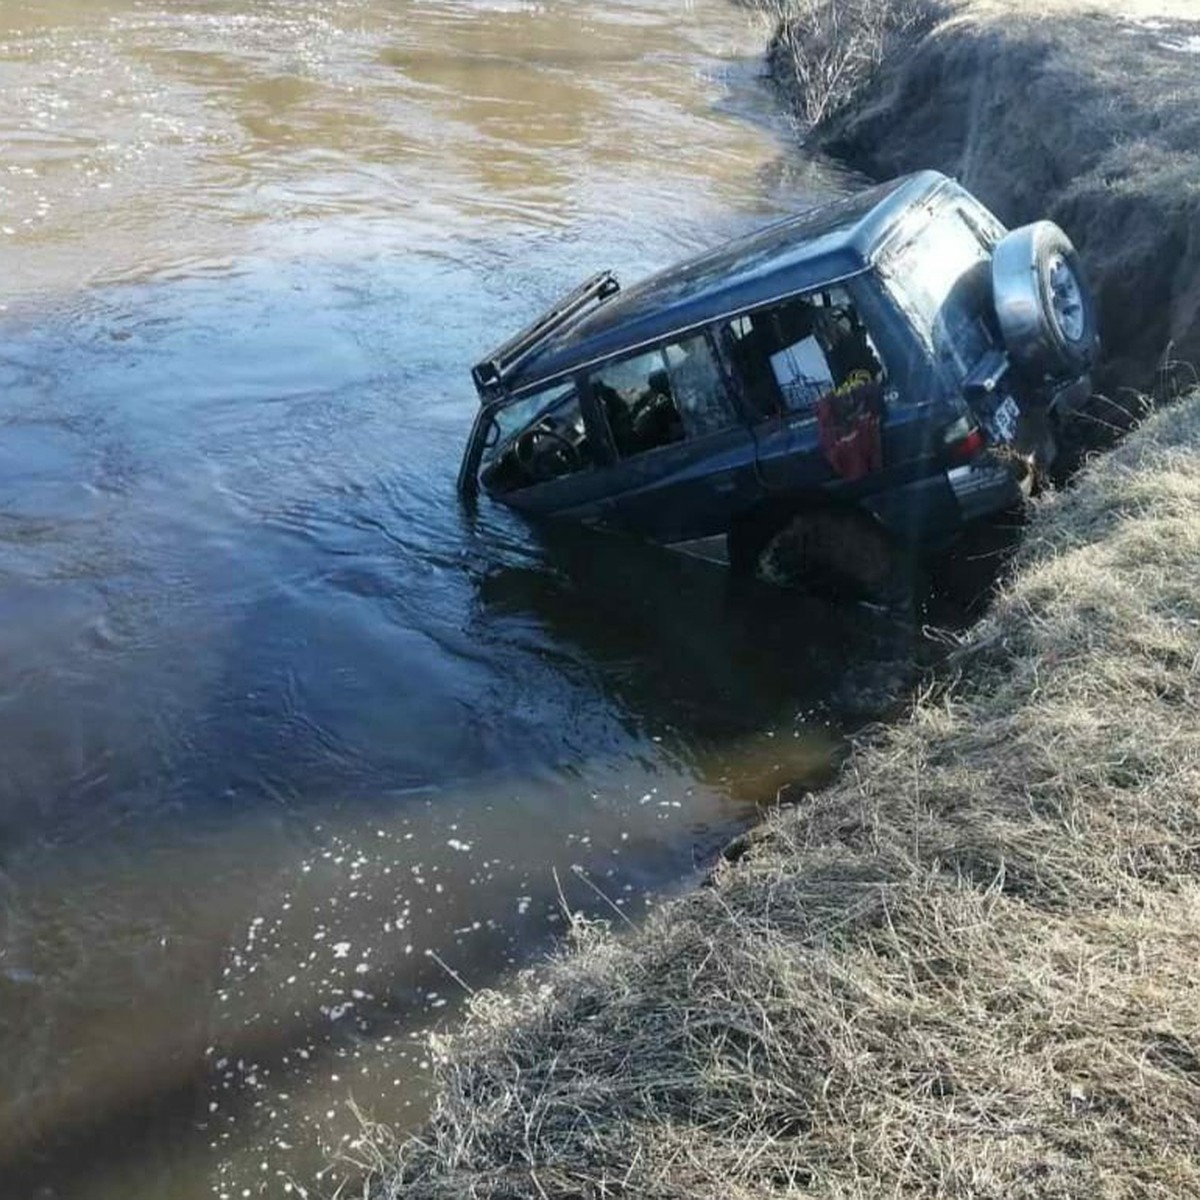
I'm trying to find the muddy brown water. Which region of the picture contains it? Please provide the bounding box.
[0,3,911,1197]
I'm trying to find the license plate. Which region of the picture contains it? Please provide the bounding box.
[987,395,1021,444]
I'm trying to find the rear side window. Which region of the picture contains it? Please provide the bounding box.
[723,287,887,419]
[590,334,735,459]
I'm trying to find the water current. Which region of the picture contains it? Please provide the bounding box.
[0,3,893,1195]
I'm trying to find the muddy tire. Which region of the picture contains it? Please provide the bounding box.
[754,508,921,610]
[992,222,1099,380]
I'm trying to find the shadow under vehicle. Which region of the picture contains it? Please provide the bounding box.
[458,171,1098,601]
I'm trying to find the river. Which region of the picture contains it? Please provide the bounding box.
[0,2,902,1197]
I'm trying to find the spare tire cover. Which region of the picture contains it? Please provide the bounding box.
[992,221,1099,379]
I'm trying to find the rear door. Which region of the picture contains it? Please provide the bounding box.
[719,280,948,499]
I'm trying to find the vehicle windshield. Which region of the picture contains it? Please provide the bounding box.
[880,205,996,377]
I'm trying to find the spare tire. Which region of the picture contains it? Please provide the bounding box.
[992,222,1099,379]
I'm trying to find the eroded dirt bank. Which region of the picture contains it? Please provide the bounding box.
[360,7,1200,1196]
[770,0,1200,398]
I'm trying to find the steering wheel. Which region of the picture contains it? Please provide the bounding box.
[515,424,582,482]
[630,389,668,429]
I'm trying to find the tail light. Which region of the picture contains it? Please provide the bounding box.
[943,415,986,463]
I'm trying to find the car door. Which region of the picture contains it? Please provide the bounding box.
[478,377,619,523]
[582,332,760,548]
[719,280,945,500]
[844,273,954,485]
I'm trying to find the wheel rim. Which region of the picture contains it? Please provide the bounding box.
[1047,253,1086,343]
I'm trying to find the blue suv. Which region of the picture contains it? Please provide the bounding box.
[458,172,1097,599]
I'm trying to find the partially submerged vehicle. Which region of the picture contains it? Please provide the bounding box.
[458,171,1098,599]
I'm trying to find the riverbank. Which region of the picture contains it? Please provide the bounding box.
[375,389,1200,1199]
[364,4,1200,1196]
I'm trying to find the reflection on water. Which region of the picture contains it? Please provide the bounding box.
[0,2,873,1198]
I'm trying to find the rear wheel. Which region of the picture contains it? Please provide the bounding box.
[752,508,922,611]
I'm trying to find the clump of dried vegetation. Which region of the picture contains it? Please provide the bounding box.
[747,0,947,126]
[357,391,1200,1198]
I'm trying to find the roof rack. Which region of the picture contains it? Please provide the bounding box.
[471,271,620,400]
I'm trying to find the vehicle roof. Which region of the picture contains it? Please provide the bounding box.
[502,170,952,394]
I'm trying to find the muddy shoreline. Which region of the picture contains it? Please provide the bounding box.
[363,4,1200,1196]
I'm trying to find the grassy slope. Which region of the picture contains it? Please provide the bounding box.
[369,391,1200,1198]
[363,6,1200,1197]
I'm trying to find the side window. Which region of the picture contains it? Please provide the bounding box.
[664,335,736,439]
[479,380,595,494]
[722,289,887,419]
[590,336,735,459]
[591,348,685,459]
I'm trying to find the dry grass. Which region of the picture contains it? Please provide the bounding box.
[359,391,1200,1198]
[969,0,1197,18]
